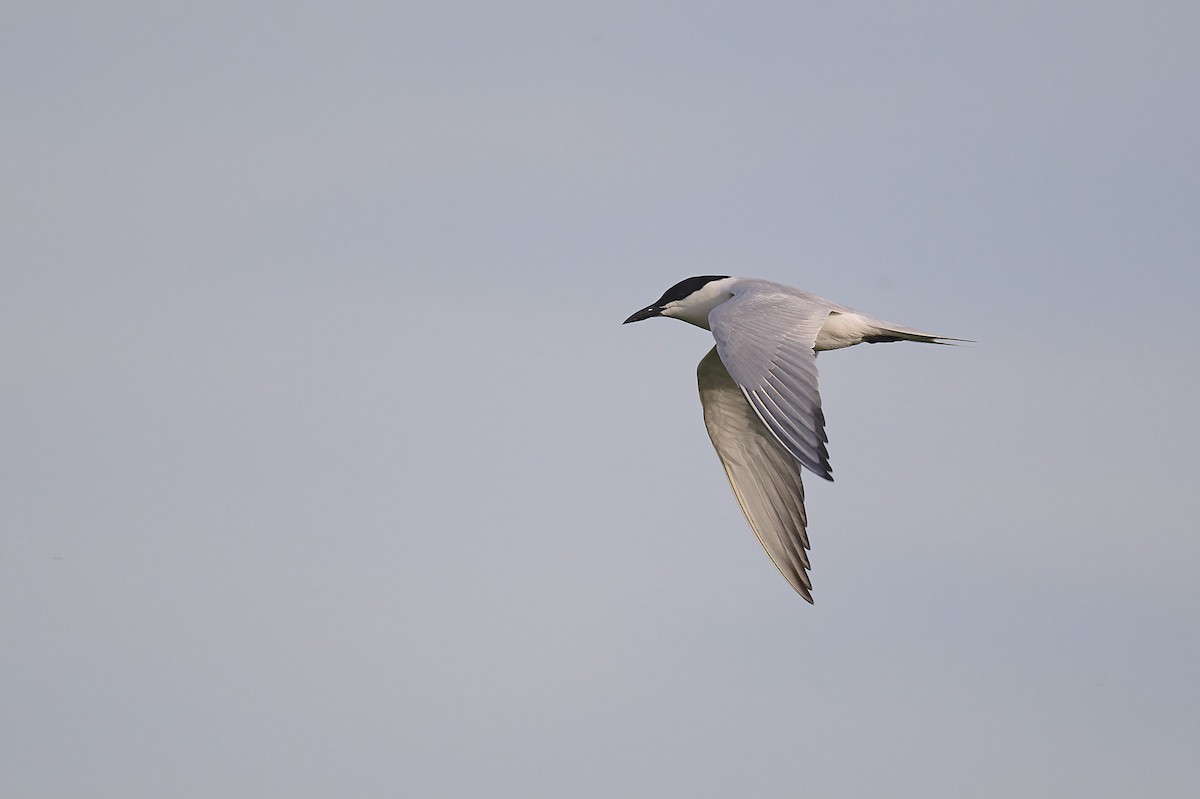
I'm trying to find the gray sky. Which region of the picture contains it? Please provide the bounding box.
[4,2,1199,797]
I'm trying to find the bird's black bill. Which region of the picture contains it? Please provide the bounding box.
[623,305,661,324]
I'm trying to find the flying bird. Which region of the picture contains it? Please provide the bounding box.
[624,276,963,602]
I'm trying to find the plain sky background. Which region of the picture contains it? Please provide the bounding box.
[4,2,1199,797]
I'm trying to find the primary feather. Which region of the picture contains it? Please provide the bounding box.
[698,347,814,601]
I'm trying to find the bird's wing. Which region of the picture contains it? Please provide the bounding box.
[698,347,813,602]
[708,287,834,481]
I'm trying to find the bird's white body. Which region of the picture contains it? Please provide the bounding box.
[625,275,961,602]
[659,276,940,350]
[812,310,894,351]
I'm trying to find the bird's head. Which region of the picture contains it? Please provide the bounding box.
[622,275,734,330]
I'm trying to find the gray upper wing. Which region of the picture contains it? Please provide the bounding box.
[707,284,835,481]
[697,347,813,602]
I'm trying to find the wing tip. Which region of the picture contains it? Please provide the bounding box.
[783,566,815,603]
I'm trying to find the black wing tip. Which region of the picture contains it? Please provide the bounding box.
[810,462,834,482]
[787,566,815,603]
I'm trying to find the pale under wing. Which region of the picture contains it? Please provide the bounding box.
[707,286,834,481]
[698,347,814,602]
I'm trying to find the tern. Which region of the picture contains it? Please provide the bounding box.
[624,276,962,602]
